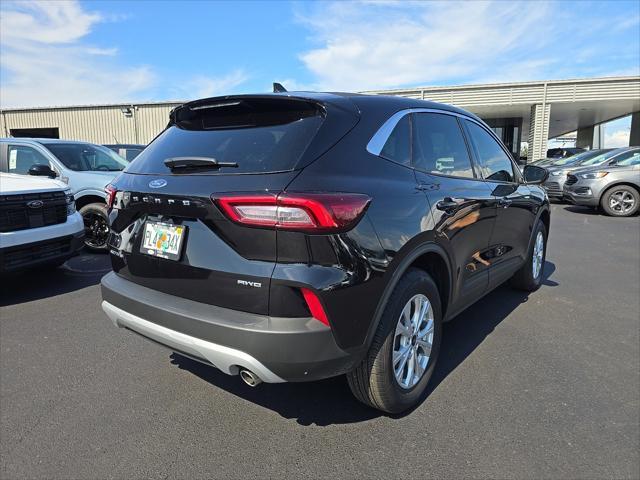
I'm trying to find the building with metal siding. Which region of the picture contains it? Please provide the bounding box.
[1,76,639,161]
[0,101,181,145]
[366,76,640,161]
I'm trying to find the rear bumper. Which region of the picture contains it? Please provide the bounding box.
[100,272,353,382]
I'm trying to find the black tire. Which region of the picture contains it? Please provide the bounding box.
[600,185,640,217]
[347,268,442,414]
[79,203,109,252]
[510,221,547,292]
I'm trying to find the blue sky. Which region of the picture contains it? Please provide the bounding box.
[0,0,638,145]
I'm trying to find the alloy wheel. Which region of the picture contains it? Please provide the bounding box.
[83,212,109,249]
[608,190,636,214]
[532,231,544,280]
[393,294,434,389]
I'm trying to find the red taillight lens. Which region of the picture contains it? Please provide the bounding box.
[105,184,117,209]
[301,288,330,327]
[214,192,371,232]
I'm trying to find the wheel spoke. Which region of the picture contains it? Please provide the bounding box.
[414,354,425,378]
[393,345,411,367]
[418,317,434,337]
[396,322,412,337]
[416,338,432,357]
[405,350,414,386]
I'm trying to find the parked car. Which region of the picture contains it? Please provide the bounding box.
[546,147,585,159]
[104,144,146,161]
[100,93,550,413]
[0,172,84,272]
[564,149,640,216]
[0,138,128,251]
[543,147,638,200]
[535,148,613,168]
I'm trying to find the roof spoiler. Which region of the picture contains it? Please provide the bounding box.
[273,82,287,93]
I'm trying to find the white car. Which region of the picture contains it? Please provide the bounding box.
[0,172,84,272]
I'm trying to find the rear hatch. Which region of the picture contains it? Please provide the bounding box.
[108,94,359,315]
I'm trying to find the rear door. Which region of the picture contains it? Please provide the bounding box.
[463,119,536,288]
[108,96,358,315]
[411,112,496,313]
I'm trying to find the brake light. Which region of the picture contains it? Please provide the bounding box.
[301,288,330,327]
[214,192,371,232]
[105,184,117,209]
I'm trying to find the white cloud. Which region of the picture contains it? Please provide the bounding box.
[0,1,156,107]
[0,1,249,108]
[296,1,555,91]
[605,129,631,148]
[181,70,250,100]
[296,0,639,91]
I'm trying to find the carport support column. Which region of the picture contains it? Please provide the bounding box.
[576,125,595,149]
[630,111,640,147]
[527,103,550,163]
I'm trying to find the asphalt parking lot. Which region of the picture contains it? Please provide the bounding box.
[1,204,639,480]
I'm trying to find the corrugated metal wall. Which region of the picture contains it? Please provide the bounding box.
[0,102,181,145]
[373,77,640,107]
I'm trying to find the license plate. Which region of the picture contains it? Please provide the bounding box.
[141,221,186,261]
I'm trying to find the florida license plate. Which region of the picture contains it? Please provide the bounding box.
[141,221,186,261]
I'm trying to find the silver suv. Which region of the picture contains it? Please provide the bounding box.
[543,148,634,199]
[563,148,640,216]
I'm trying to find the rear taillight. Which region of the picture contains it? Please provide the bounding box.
[213,192,371,232]
[105,184,117,209]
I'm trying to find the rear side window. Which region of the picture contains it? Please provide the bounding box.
[465,121,516,183]
[412,113,475,178]
[127,98,324,175]
[380,114,410,166]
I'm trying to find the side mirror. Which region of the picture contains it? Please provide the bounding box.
[523,165,548,185]
[28,164,57,178]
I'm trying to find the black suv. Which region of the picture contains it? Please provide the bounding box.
[101,93,550,413]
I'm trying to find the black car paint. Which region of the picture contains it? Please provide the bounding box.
[105,92,549,380]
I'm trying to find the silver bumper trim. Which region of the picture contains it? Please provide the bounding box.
[102,301,285,383]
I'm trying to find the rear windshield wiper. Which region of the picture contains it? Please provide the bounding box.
[164,156,239,170]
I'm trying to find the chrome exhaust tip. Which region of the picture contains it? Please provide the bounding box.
[239,369,262,387]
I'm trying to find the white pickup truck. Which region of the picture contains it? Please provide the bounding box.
[0,172,84,272]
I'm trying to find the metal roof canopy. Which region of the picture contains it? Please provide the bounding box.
[366,76,640,139]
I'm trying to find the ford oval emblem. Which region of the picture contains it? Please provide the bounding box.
[149,179,167,189]
[27,200,44,209]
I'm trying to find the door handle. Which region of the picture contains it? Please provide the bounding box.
[498,197,512,208]
[415,182,437,191]
[436,197,459,211]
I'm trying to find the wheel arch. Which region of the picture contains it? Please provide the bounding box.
[75,194,105,211]
[599,182,640,205]
[362,242,453,352]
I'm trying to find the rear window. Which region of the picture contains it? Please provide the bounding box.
[126,98,325,175]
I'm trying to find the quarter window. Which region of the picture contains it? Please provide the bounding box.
[380,114,410,166]
[465,121,516,183]
[412,113,475,178]
[7,145,51,175]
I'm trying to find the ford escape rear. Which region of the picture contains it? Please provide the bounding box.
[101,92,550,413]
